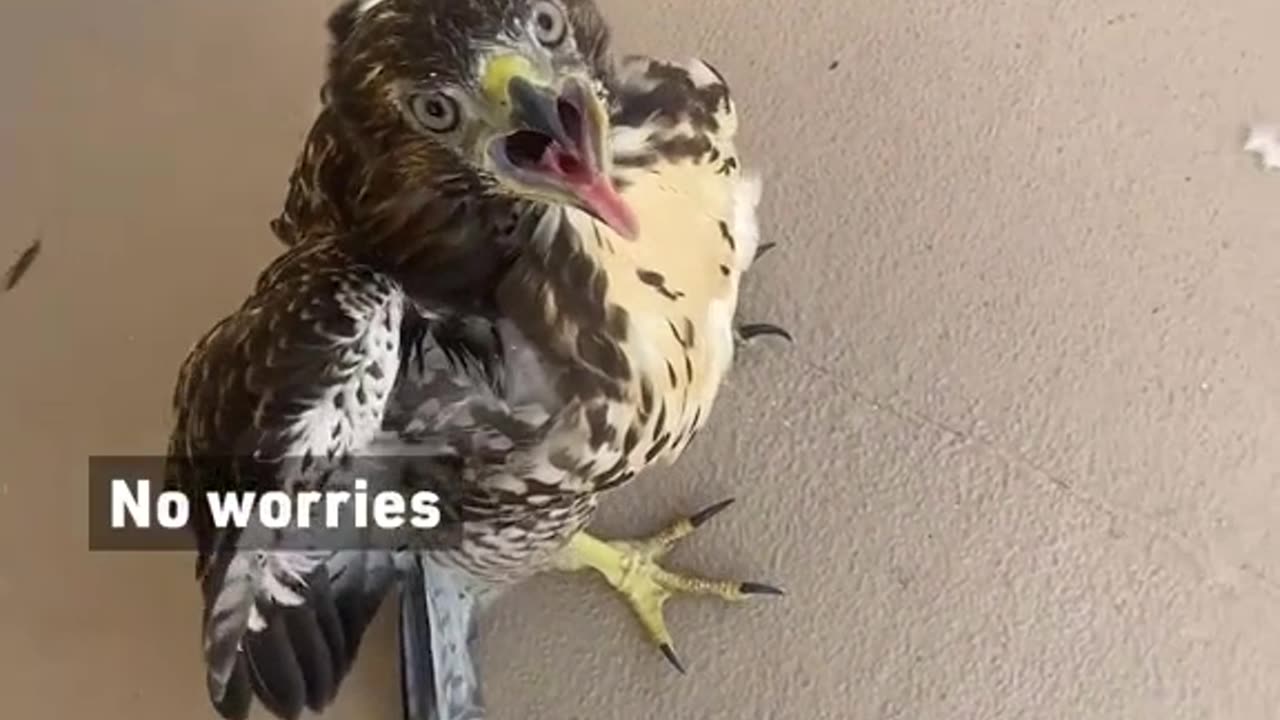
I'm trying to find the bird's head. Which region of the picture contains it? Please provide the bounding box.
[324,0,637,239]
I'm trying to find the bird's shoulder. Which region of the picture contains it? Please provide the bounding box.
[168,240,404,485]
[609,54,740,170]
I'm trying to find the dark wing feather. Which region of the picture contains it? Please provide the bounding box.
[165,241,408,720]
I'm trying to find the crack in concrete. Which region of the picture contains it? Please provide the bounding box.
[791,355,1280,604]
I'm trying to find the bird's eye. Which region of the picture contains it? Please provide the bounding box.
[531,1,567,47]
[409,92,459,133]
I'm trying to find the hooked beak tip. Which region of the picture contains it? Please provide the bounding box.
[579,175,640,240]
[607,210,641,241]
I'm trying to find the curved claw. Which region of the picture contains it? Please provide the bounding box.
[736,323,794,343]
[659,643,686,674]
[689,498,736,528]
[753,242,778,261]
[739,582,785,596]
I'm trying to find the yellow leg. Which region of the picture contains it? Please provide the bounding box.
[551,499,783,672]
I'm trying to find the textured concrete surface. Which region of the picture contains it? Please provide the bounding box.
[1,0,1278,718]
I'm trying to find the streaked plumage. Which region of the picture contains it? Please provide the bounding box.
[164,2,780,719]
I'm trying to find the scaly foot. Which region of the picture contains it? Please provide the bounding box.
[552,499,783,672]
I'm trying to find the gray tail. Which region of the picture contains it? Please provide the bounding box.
[398,554,486,720]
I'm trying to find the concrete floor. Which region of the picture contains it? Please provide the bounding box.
[1,0,1278,718]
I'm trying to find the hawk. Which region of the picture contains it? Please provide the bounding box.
[165,1,786,718]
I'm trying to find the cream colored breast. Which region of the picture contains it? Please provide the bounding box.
[563,153,751,467]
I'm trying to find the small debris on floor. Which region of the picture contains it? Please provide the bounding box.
[828,59,840,71]
[3,236,41,292]
[1243,124,1280,172]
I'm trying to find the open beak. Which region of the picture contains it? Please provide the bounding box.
[485,59,638,239]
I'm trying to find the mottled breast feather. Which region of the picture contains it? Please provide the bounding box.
[496,55,764,493]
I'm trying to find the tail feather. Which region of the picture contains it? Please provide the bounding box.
[399,555,486,720]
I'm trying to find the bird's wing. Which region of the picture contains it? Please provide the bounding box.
[166,240,419,720]
[170,237,573,720]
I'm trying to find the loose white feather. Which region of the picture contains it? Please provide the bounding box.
[1244,124,1280,172]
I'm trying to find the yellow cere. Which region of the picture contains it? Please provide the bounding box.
[480,53,539,108]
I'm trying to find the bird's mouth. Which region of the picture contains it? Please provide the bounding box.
[489,74,638,240]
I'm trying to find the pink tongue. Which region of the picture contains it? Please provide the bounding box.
[543,146,589,184]
[540,146,639,240]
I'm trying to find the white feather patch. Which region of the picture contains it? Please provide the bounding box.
[1244,124,1280,172]
[610,125,656,160]
[705,296,738,382]
[731,173,765,272]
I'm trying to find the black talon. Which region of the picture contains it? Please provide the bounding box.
[689,498,736,528]
[736,323,794,343]
[739,582,785,596]
[753,242,777,261]
[659,643,686,674]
